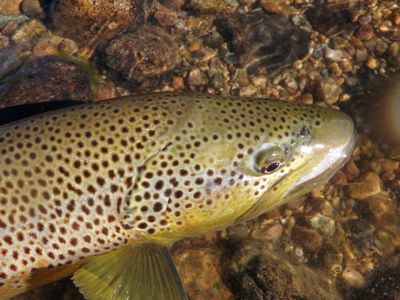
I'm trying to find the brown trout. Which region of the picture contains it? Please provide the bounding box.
[0,93,355,299]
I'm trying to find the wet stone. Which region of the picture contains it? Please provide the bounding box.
[173,247,232,300]
[0,0,23,15]
[11,19,46,44]
[49,0,147,45]
[305,3,353,37]
[21,0,45,19]
[225,241,341,300]
[346,172,382,200]
[317,77,342,104]
[104,26,181,88]
[215,11,310,76]
[0,56,93,108]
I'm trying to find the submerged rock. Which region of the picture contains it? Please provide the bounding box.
[103,26,181,88]
[0,56,93,108]
[305,3,354,37]
[48,0,148,45]
[215,11,310,76]
[225,241,341,300]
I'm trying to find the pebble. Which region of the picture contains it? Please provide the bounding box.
[250,223,284,241]
[239,85,257,97]
[317,77,342,104]
[325,47,343,62]
[0,0,23,15]
[58,39,79,55]
[2,21,18,36]
[293,226,323,252]
[187,67,202,87]
[0,35,10,50]
[342,266,366,288]
[0,56,93,108]
[172,76,184,90]
[358,14,372,25]
[11,19,46,44]
[355,24,374,40]
[154,5,178,26]
[104,26,181,85]
[32,40,58,57]
[260,0,295,15]
[347,172,382,200]
[21,0,45,19]
[366,56,379,69]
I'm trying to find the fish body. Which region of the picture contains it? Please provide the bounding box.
[0,93,355,299]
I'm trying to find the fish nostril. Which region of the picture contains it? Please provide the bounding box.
[299,125,312,139]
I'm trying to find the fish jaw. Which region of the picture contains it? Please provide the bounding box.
[236,107,356,223]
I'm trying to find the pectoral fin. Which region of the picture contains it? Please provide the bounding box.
[72,243,187,300]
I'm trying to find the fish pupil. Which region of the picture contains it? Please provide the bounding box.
[262,161,282,174]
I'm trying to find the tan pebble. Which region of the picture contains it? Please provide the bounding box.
[329,62,342,76]
[380,159,399,173]
[2,21,18,36]
[293,226,323,252]
[342,266,365,288]
[154,5,178,26]
[339,93,350,102]
[331,170,347,185]
[340,60,353,72]
[358,14,372,25]
[393,11,400,25]
[0,0,23,14]
[366,192,393,221]
[172,76,184,90]
[239,85,257,97]
[187,68,202,86]
[389,42,399,57]
[301,93,313,104]
[285,197,304,212]
[251,223,284,241]
[366,56,379,69]
[94,79,117,101]
[189,41,202,52]
[260,0,294,15]
[251,75,267,87]
[32,40,58,57]
[58,38,79,54]
[355,24,374,40]
[347,172,381,200]
[265,208,281,219]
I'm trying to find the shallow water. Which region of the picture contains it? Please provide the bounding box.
[0,0,399,299]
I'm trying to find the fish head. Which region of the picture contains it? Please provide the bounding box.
[128,96,355,240]
[234,103,355,223]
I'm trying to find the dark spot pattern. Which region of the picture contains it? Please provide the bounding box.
[0,93,329,291]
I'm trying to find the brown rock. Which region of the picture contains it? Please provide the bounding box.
[0,0,23,15]
[154,5,178,26]
[49,0,147,45]
[104,26,181,87]
[355,24,374,41]
[173,247,232,300]
[346,172,382,200]
[317,77,342,104]
[226,241,341,299]
[215,11,310,76]
[292,226,323,252]
[172,76,184,90]
[32,40,58,57]
[0,57,93,108]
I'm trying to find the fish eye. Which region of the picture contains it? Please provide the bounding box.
[260,160,283,174]
[252,145,286,176]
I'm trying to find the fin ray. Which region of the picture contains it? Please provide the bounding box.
[72,243,187,300]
